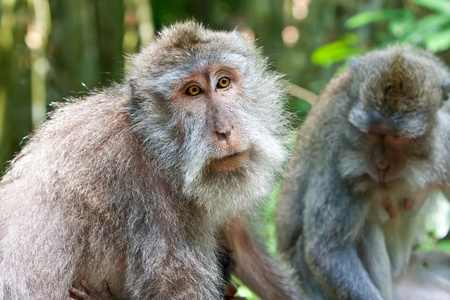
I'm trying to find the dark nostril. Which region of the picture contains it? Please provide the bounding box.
[216,124,233,141]
[217,131,228,141]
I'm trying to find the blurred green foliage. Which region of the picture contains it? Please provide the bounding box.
[312,0,450,67]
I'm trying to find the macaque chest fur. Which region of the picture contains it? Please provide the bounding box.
[361,181,435,277]
[358,179,431,224]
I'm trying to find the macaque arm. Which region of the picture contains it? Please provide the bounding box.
[221,218,304,300]
[303,172,385,300]
[438,107,450,200]
[358,222,393,299]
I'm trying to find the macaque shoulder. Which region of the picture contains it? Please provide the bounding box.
[302,70,353,133]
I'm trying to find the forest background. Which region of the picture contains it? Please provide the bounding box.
[1,0,450,298]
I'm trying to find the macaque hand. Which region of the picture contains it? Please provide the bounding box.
[69,280,114,300]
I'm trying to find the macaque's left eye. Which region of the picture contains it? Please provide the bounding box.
[217,77,231,89]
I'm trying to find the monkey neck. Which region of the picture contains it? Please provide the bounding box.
[160,195,224,246]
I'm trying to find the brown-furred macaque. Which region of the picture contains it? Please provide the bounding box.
[276,45,450,300]
[0,21,302,300]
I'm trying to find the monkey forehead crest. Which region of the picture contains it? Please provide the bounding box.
[350,45,449,116]
[127,21,257,78]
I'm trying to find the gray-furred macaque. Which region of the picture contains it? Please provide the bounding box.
[0,21,302,300]
[276,45,450,300]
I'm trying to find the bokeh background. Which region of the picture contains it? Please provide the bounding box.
[1,0,450,298]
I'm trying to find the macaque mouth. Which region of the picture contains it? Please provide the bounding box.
[209,150,250,172]
[371,165,394,183]
[374,165,389,182]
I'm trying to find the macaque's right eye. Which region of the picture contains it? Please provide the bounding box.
[216,76,231,89]
[186,85,203,96]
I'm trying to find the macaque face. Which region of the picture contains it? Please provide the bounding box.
[344,49,445,185]
[129,52,287,224]
[348,108,426,183]
[127,24,288,224]
[171,64,250,173]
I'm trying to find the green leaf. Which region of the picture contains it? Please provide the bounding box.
[425,29,450,52]
[388,16,416,39]
[345,9,411,29]
[398,14,450,50]
[415,14,450,33]
[414,0,450,15]
[311,34,362,67]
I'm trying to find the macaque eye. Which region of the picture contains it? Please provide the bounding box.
[216,76,231,89]
[186,85,202,96]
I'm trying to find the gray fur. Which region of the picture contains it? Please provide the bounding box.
[0,21,293,299]
[277,45,450,300]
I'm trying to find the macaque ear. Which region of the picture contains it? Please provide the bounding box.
[442,80,450,101]
[240,29,256,46]
[129,78,144,106]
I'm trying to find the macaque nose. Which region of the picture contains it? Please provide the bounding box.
[215,124,241,150]
[213,118,241,150]
[216,124,232,141]
[211,101,242,151]
[376,158,390,171]
[371,143,394,182]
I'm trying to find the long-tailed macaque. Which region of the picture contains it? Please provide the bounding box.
[277,45,450,300]
[0,21,302,300]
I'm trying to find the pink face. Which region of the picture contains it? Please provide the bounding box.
[171,64,250,173]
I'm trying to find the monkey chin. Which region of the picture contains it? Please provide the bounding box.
[209,150,250,173]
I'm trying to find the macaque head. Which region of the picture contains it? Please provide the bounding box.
[126,22,288,223]
[346,46,450,183]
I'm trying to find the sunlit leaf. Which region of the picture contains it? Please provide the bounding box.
[232,276,260,300]
[414,14,450,33]
[399,15,450,48]
[311,34,362,67]
[345,9,412,29]
[414,0,450,14]
[425,29,450,52]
